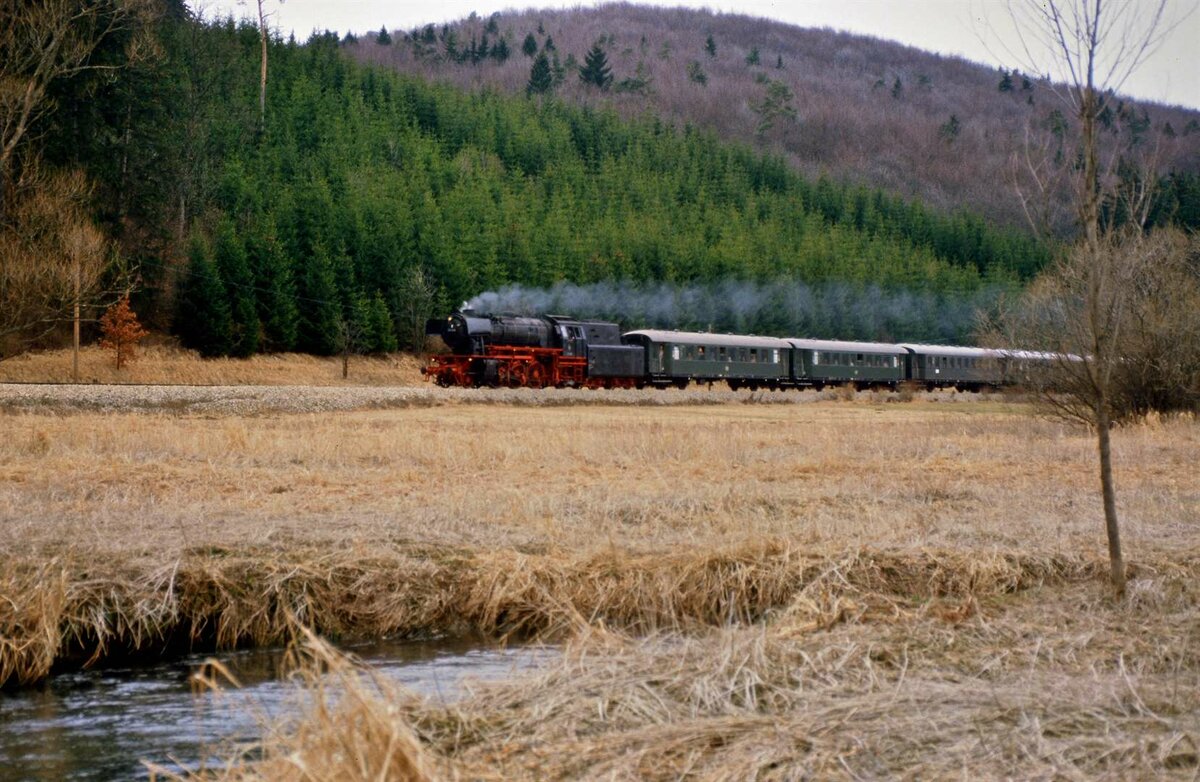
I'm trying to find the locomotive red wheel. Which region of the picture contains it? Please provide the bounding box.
[527,363,546,389]
[509,363,528,387]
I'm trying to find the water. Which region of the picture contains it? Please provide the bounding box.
[0,637,556,781]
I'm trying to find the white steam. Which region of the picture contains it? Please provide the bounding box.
[468,279,1010,344]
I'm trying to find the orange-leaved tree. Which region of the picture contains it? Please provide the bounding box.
[99,294,148,369]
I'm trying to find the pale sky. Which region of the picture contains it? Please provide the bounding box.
[197,1,1200,109]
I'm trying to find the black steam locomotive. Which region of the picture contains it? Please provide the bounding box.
[424,311,642,388]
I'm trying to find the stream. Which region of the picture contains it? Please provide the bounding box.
[0,637,556,781]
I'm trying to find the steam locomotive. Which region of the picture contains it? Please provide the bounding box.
[423,310,1046,391]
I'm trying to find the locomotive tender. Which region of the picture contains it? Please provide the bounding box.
[422,310,1041,391]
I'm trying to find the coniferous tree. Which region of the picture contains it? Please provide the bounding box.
[522,33,538,57]
[213,220,260,357]
[745,46,760,66]
[579,44,613,89]
[551,52,566,86]
[296,240,341,355]
[527,51,553,95]
[349,291,373,350]
[369,291,398,352]
[491,38,510,62]
[99,294,149,369]
[376,26,391,45]
[247,225,299,351]
[998,69,1014,91]
[176,238,233,357]
[705,34,717,58]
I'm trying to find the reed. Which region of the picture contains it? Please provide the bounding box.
[167,553,1199,781]
[0,542,1116,686]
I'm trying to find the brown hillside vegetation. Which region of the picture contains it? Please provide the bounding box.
[2,392,1198,777]
[351,3,1200,234]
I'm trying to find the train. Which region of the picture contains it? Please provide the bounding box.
[422,310,1050,391]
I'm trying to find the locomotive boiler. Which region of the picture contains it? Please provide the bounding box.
[422,311,643,388]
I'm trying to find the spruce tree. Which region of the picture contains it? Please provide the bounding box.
[369,291,398,353]
[248,226,299,352]
[745,46,760,66]
[705,34,716,58]
[522,33,538,57]
[998,69,1014,92]
[349,291,373,352]
[579,44,613,89]
[527,51,553,95]
[491,38,510,62]
[213,220,260,357]
[176,238,233,357]
[296,241,341,355]
[377,26,391,45]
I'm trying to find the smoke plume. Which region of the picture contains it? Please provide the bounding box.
[468,279,1013,344]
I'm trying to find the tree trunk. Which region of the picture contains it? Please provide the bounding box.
[258,0,268,130]
[73,262,80,382]
[342,346,349,379]
[1096,403,1126,597]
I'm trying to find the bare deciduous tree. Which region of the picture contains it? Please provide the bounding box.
[0,166,109,356]
[242,0,282,130]
[990,0,1193,596]
[396,266,437,353]
[986,227,1200,595]
[0,0,154,217]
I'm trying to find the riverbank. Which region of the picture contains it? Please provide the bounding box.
[2,394,1197,777]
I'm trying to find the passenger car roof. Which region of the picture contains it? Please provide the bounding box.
[788,338,905,354]
[623,329,792,349]
[896,344,999,358]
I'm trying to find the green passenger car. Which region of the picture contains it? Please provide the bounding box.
[787,339,905,388]
[897,345,1002,391]
[623,330,792,389]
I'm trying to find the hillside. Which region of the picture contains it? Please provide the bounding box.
[23,10,1062,358]
[352,3,1200,235]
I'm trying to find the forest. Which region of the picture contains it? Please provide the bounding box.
[356,3,1200,237]
[9,2,1174,356]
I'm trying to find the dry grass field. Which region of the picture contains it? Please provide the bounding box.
[0,344,426,386]
[3,387,1198,778]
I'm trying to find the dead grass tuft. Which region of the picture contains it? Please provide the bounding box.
[1,542,1117,687]
[180,556,1200,780]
